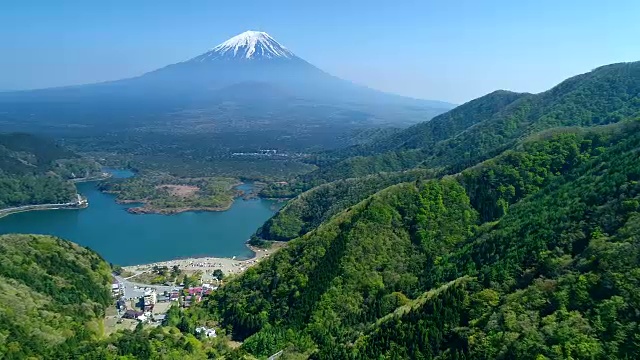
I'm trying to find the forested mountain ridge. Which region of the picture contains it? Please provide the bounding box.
[285,61,640,189]
[330,90,527,159]
[0,234,112,358]
[333,120,640,359]
[0,132,101,209]
[256,121,627,243]
[204,119,640,359]
[0,132,100,178]
[255,168,438,242]
[1,61,639,360]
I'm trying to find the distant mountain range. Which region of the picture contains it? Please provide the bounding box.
[293,61,640,184]
[0,31,454,138]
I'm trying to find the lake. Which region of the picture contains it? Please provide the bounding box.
[0,169,281,266]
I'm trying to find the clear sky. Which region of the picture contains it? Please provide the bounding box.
[1,0,638,103]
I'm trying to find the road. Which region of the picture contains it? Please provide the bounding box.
[0,196,86,218]
[114,275,176,300]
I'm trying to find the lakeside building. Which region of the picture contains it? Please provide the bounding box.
[143,290,157,311]
[111,278,122,298]
[73,194,88,207]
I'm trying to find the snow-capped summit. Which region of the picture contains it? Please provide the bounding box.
[192,30,295,61]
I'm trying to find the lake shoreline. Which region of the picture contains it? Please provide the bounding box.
[70,172,112,183]
[121,242,287,276]
[125,202,233,215]
[0,203,87,219]
[0,173,106,219]
[1,170,282,267]
[104,179,249,216]
[0,195,87,219]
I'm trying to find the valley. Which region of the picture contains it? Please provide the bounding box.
[0,17,639,360]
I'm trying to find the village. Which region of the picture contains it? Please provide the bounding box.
[107,280,219,337]
[103,245,283,335]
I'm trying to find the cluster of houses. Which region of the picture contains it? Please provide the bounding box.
[112,284,219,323]
[231,149,279,156]
[109,272,224,339]
[181,284,217,308]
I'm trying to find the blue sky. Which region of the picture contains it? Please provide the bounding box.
[1,0,638,103]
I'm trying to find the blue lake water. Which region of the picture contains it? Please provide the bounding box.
[0,169,280,265]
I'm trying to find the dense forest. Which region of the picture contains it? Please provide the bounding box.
[0,175,77,209]
[0,61,639,359]
[206,119,640,359]
[0,234,112,358]
[0,133,102,209]
[0,235,238,359]
[255,168,438,242]
[255,123,627,245]
[271,62,640,193]
[337,120,640,359]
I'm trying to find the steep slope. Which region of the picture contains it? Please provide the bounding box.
[255,168,438,242]
[334,89,527,158]
[336,120,640,359]
[295,61,640,186]
[253,62,640,256]
[0,234,112,358]
[256,122,623,243]
[215,178,478,353]
[207,120,640,359]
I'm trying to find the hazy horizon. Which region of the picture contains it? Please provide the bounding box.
[1,0,638,103]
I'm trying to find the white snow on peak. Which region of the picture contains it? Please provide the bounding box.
[197,30,294,61]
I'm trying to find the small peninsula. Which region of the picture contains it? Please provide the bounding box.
[97,172,240,215]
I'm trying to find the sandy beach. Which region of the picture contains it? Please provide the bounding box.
[122,244,283,278]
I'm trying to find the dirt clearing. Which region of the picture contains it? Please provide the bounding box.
[155,184,199,197]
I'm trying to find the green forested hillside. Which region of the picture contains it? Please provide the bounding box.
[333,90,526,158]
[0,234,233,359]
[0,133,77,175]
[256,122,625,243]
[215,178,478,354]
[203,119,640,359]
[0,234,112,358]
[0,133,102,209]
[0,132,101,179]
[255,168,437,241]
[336,120,640,359]
[0,175,77,209]
[287,61,640,188]
[2,62,639,360]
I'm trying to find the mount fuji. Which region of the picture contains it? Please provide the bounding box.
[0,31,453,139]
[194,31,295,60]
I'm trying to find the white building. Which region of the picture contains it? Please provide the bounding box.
[195,326,217,338]
[144,289,157,304]
[111,283,121,297]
